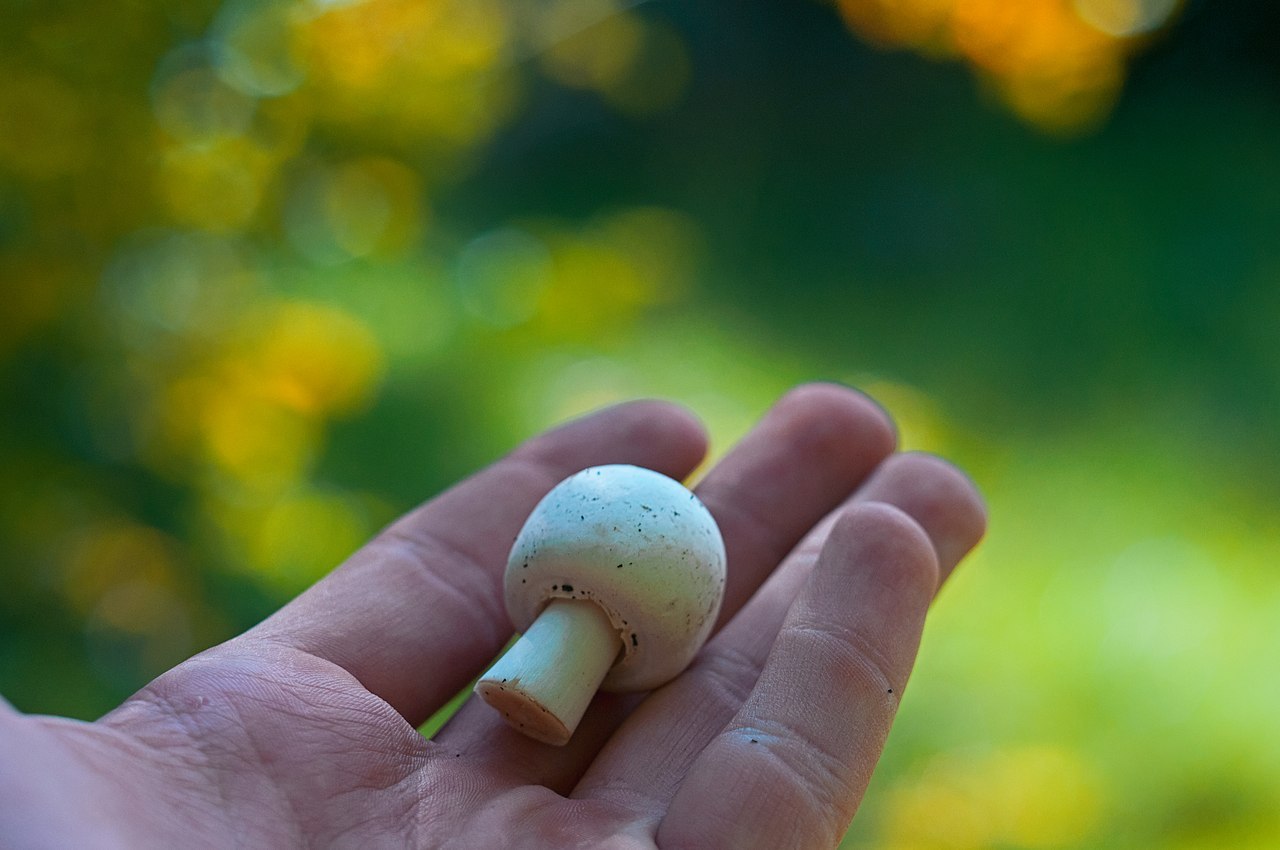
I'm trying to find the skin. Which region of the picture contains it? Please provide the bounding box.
[0,384,987,849]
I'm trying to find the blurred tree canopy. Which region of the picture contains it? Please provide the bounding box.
[2,0,1278,847]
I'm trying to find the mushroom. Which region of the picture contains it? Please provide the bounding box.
[474,464,726,745]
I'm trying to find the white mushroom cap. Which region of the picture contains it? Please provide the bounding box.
[505,464,727,691]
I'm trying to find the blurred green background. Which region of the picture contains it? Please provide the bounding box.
[2,0,1278,846]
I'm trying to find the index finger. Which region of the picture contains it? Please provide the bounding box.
[246,401,707,726]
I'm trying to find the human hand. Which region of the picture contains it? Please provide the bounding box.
[0,385,986,849]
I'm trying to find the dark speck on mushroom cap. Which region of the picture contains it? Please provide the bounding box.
[503,464,727,692]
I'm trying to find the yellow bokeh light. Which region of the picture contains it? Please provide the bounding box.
[536,235,652,340]
[837,0,956,54]
[331,158,424,257]
[986,746,1106,846]
[856,377,951,453]
[137,300,382,491]
[1074,0,1182,38]
[245,93,312,163]
[836,0,1182,133]
[83,574,196,679]
[198,379,322,490]
[534,2,691,116]
[596,206,702,302]
[200,484,382,594]
[993,53,1123,134]
[951,0,1108,79]
[285,157,426,263]
[60,521,182,616]
[212,0,308,97]
[91,580,188,640]
[324,165,391,259]
[299,0,517,145]
[882,745,1105,848]
[103,231,259,344]
[456,226,553,328]
[471,207,700,342]
[540,9,645,93]
[151,51,256,143]
[599,20,692,116]
[158,137,273,232]
[883,779,994,849]
[247,488,370,593]
[250,300,386,416]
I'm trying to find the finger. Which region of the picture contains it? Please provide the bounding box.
[434,384,897,792]
[695,383,898,629]
[572,452,986,818]
[658,503,941,850]
[246,400,708,726]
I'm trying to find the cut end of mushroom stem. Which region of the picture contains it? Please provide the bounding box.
[475,598,621,746]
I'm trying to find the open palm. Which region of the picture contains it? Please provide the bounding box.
[1,386,985,849]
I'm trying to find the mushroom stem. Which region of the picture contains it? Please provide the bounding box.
[474,598,621,746]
